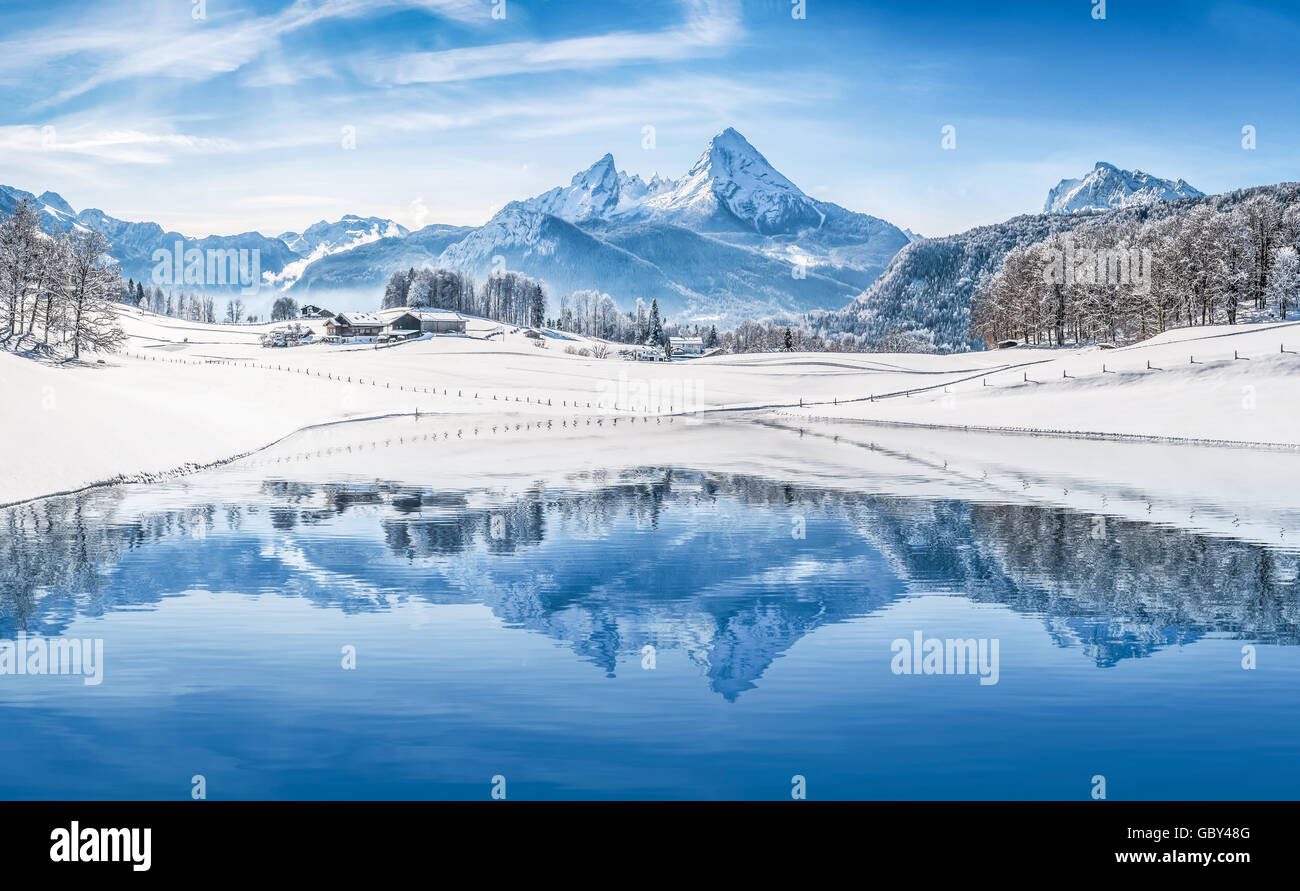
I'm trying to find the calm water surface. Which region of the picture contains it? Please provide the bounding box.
[1,461,1297,800]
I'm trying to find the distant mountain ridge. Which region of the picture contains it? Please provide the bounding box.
[1044,162,1203,214]
[0,185,299,296]
[2,129,911,323]
[9,148,1223,338]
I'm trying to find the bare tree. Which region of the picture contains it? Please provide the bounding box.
[271,296,299,321]
[0,198,42,335]
[63,228,125,358]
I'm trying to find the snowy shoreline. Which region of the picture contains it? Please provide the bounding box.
[2,306,1298,508]
[770,414,1300,453]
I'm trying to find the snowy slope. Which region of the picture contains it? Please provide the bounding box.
[1044,162,1203,214]
[3,305,1298,509]
[435,205,697,311]
[271,215,411,290]
[782,321,1300,447]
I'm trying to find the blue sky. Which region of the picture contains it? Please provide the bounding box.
[1,0,1296,238]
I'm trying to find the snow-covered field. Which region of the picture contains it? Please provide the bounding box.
[778,321,1300,446]
[2,304,1298,507]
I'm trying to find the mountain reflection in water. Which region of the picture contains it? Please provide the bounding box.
[3,468,1297,701]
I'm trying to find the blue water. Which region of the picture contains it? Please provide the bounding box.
[1,466,1297,800]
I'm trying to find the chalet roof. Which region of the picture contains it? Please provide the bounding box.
[378,307,465,322]
[333,312,385,326]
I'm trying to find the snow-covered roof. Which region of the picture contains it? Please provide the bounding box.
[403,309,464,321]
[333,312,384,325]
[377,307,465,322]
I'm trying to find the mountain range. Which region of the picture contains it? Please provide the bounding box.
[2,140,1204,335]
[2,129,910,323]
[1044,162,1203,214]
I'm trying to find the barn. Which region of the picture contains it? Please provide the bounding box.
[380,308,467,335]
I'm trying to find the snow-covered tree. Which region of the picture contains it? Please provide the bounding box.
[1267,246,1299,320]
[62,228,125,358]
[0,198,42,334]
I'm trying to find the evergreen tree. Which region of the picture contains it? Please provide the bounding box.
[648,298,663,346]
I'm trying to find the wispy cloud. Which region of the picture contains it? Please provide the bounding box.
[0,0,493,107]
[360,0,742,85]
[0,123,238,164]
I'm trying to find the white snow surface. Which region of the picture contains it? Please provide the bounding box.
[2,305,1299,508]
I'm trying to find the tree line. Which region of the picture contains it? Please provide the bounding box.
[379,264,930,356]
[382,267,544,328]
[1,199,125,358]
[119,279,239,323]
[971,192,1300,346]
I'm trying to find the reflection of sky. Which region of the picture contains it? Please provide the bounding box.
[1,469,1298,799]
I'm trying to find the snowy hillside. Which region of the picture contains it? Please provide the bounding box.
[3,303,1298,510]
[782,320,1300,449]
[822,181,1300,352]
[1044,162,1203,214]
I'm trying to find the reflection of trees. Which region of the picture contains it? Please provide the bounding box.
[3,470,1298,693]
[0,492,128,634]
[850,497,1300,664]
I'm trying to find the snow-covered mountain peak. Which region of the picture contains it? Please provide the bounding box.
[279,215,408,255]
[581,152,616,178]
[518,128,829,234]
[643,127,825,234]
[693,127,801,193]
[520,153,627,223]
[37,191,76,216]
[1044,162,1204,214]
[270,214,410,289]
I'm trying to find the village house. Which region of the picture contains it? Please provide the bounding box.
[299,304,333,319]
[324,312,386,338]
[669,336,704,357]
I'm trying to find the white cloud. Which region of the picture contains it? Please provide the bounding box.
[361,0,742,85]
[0,123,240,164]
[0,0,496,107]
